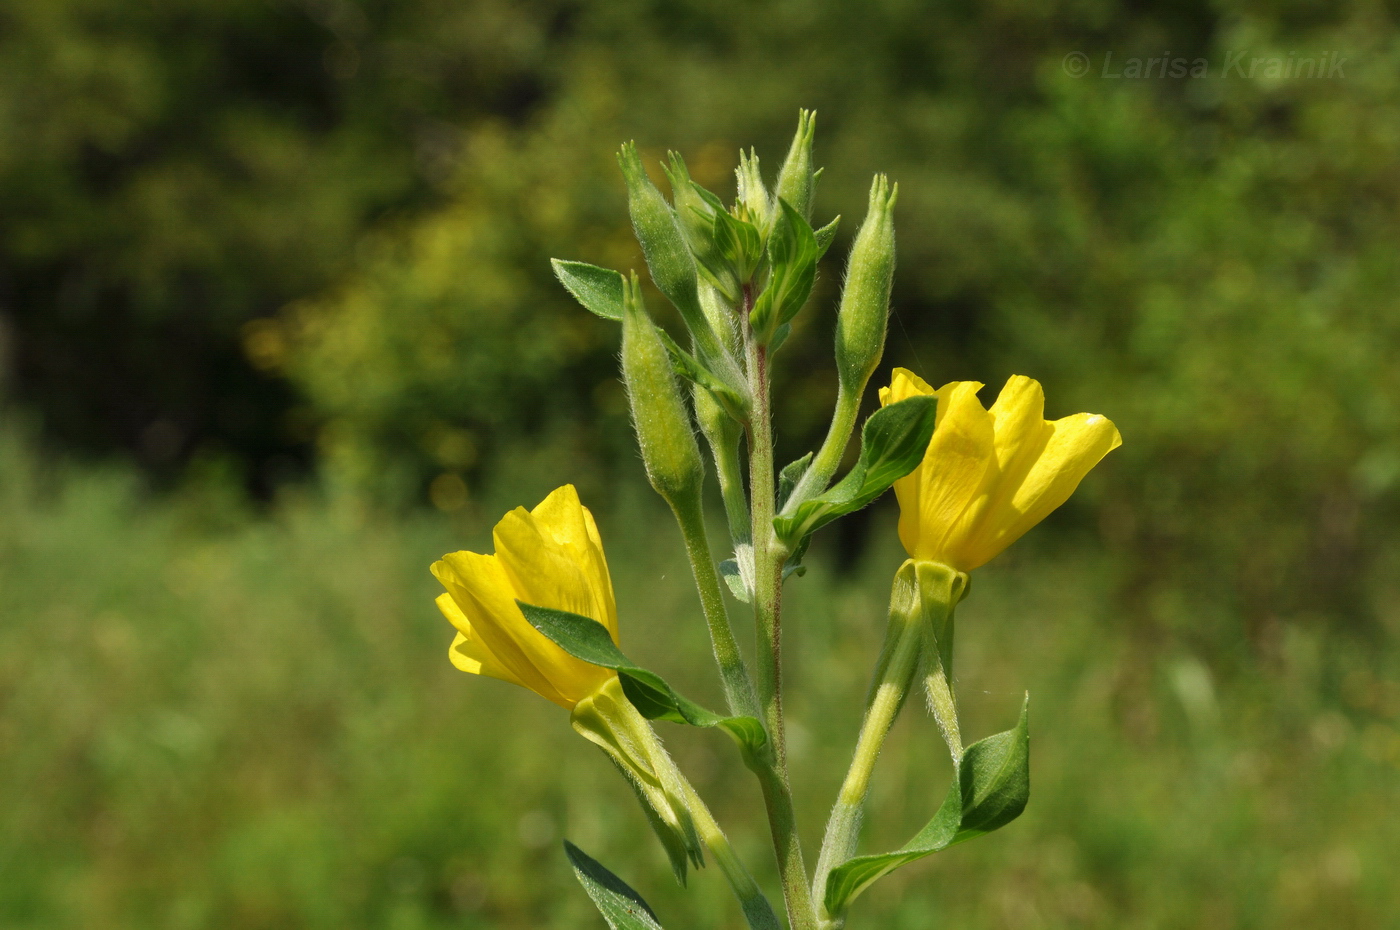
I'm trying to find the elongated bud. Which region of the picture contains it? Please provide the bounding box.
[835,175,897,395]
[735,148,771,228]
[617,143,712,346]
[775,109,818,222]
[621,273,705,508]
[665,153,741,307]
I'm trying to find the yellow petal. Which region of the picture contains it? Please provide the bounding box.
[524,485,619,639]
[899,381,995,564]
[437,594,525,684]
[494,505,615,643]
[963,410,1121,568]
[878,367,936,407]
[432,552,575,708]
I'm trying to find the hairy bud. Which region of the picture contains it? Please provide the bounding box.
[620,273,705,508]
[617,143,714,351]
[835,175,897,395]
[775,109,818,222]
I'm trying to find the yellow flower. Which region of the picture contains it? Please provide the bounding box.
[431,484,619,709]
[880,368,1122,572]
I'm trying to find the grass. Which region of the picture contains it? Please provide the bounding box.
[0,430,1396,929]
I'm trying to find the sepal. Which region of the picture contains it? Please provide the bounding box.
[570,677,704,883]
[821,696,1030,916]
[564,840,666,930]
[773,395,937,546]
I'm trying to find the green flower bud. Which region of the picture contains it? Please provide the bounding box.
[835,175,897,395]
[621,273,705,508]
[664,153,741,306]
[775,109,818,222]
[735,148,771,229]
[617,143,711,346]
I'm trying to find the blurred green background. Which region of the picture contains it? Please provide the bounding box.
[2,1,1398,927]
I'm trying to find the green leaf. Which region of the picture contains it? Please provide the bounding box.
[656,329,748,420]
[719,558,750,603]
[822,696,1030,916]
[564,840,665,930]
[519,601,767,758]
[552,260,625,321]
[773,395,936,546]
[814,214,841,259]
[777,452,814,510]
[749,199,818,338]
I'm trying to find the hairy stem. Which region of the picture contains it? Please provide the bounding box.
[744,286,817,930]
[676,778,782,930]
[811,583,922,924]
[673,497,760,720]
[781,383,861,512]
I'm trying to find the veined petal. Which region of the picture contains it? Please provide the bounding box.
[525,485,619,639]
[964,410,1122,567]
[432,551,575,708]
[494,511,615,646]
[440,592,526,686]
[902,381,994,564]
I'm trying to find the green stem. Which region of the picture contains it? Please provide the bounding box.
[712,428,752,549]
[812,561,966,928]
[781,383,861,513]
[744,286,817,930]
[812,566,924,926]
[673,497,760,720]
[676,777,782,930]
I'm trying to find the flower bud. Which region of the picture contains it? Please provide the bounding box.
[775,109,818,222]
[621,273,705,509]
[735,148,771,229]
[617,143,711,345]
[664,153,741,306]
[835,175,897,395]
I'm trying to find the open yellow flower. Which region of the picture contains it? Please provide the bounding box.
[431,484,618,709]
[880,368,1121,572]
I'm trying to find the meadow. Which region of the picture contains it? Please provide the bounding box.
[3,428,1395,930]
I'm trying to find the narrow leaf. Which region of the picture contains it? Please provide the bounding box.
[565,841,665,930]
[553,260,625,321]
[777,452,814,510]
[656,329,748,418]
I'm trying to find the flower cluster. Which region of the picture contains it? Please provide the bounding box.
[428,113,1120,930]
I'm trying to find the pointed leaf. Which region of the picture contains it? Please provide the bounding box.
[565,841,665,930]
[773,395,936,545]
[822,696,1030,916]
[520,602,767,759]
[750,199,818,338]
[814,215,841,259]
[553,260,625,321]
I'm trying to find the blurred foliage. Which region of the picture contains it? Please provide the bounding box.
[272,1,1400,629]
[0,0,564,481]
[1,428,1397,929]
